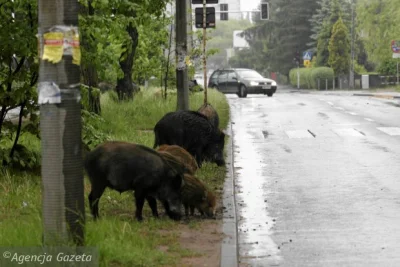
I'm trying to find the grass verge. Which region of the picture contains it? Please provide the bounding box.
[0,87,230,266]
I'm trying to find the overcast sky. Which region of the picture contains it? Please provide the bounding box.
[241,0,260,11]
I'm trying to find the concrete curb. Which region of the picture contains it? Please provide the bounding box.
[353,93,400,99]
[220,121,238,267]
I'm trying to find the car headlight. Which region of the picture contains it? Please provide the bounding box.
[250,81,258,86]
[271,81,277,86]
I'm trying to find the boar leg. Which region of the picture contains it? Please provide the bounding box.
[88,184,106,219]
[134,191,146,221]
[189,206,195,216]
[184,204,190,217]
[194,148,203,168]
[146,196,159,218]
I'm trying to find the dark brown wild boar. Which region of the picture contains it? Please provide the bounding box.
[84,141,185,221]
[157,144,199,175]
[153,110,225,167]
[181,173,216,218]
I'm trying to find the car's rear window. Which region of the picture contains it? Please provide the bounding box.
[236,70,263,79]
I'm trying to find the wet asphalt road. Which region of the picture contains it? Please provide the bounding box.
[228,88,400,267]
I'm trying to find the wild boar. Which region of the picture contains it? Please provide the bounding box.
[157,144,199,175]
[153,110,225,167]
[84,141,185,221]
[181,173,216,218]
[197,103,219,129]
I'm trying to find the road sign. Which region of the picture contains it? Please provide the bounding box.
[303,51,313,60]
[195,7,216,28]
[391,40,400,53]
[304,60,311,68]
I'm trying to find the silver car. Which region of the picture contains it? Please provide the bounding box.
[208,68,277,98]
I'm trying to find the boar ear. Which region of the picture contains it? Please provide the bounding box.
[220,129,229,137]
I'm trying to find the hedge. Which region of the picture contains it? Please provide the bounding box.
[289,67,334,90]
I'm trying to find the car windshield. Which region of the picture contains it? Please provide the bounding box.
[236,70,264,79]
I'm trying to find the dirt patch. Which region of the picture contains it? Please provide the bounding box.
[178,219,223,267]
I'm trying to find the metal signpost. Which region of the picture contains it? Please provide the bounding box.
[391,40,400,84]
[192,1,269,103]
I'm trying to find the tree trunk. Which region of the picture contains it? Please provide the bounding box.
[116,23,139,101]
[80,0,101,114]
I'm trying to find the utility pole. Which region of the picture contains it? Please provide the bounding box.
[202,0,208,104]
[176,1,189,110]
[38,0,85,245]
[349,0,355,89]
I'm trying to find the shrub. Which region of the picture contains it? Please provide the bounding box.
[310,67,335,89]
[289,68,312,89]
[377,59,398,75]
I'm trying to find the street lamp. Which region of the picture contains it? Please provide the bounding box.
[349,0,355,89]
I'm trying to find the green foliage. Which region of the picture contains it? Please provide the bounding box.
[377,59,399,75]
[0,0,39,170]
[310,67,334,89]
[289,68,312,89]
[240,0,319,75]
[289,66,334,89]
[357,0,400,66]
[328,17,350,75]
[309,0,351,51]
[81,110,110,151]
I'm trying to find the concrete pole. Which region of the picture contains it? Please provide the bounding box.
[349,0,355,89]
[176,0,189,110]
[202,0,208,104]
[38,0,85,245]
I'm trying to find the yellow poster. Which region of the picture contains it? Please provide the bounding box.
[72,35,81,65]
[42,32,64,63]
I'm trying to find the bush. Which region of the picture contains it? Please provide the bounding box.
[310,67,335,89]
[377,59,398,75]
[289,68,312,89]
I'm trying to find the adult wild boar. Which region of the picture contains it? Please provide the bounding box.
[197,103,219,129]
[84,141,185,221]
[181,173,216,218]
[157,144,199,175]
[153,110,225,167]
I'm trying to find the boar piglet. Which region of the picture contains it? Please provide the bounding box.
[157,144,199,175]
[181,174,216,218]
[84,141,185,221]
[197,103,220,129]
[154,110,225,167]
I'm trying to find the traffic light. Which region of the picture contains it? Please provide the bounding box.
[195,7,216,28]
[260,3,269,20]
[220,3,228,21]
[192,0,218,4]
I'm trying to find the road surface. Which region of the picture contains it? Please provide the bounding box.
[228,88,400,267]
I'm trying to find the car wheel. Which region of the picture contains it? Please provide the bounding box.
[267,93,273,97]
[239,85,247,98]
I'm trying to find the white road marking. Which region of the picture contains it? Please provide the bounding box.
[377,127,400,136]
[285,130,314,138]
[332,128,365,137]
[327,102,334,105]
[364,118,374,122]
[347,112,357,115]
[331,123,360,126]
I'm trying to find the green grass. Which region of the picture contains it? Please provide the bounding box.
[0,86,230,266]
